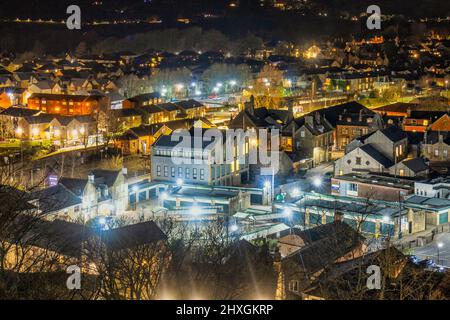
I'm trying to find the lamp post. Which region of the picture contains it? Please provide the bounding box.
[284,206,293,234]
[437,242,443,265]
[264,180,271,205]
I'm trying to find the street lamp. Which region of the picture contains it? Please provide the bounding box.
[437,242,444,265]
[160,191,168,200]
[192,205,201,216]
[313,177,322,188]
[284,207,292,217]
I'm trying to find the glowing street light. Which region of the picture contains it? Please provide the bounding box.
[284,207,292,217]
[229,80,237,86]
[313,177,322,187]
[15,127,23,136]
[216,82,223,87]
[292,188,300,197]
[192,205,201,215]
[195,89,202,96]
[264,180,271,189]
[160,191,168,200]
[98,217,107,225]
[230,224,238,232]
[213,87,219,93]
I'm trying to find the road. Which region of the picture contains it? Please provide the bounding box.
[412,232,450,267]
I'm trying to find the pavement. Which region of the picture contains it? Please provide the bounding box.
[412,232,450,267]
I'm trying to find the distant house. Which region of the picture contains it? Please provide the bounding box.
[336,126,408,175]
[126,92,163,108]
[2,218,168,280]
[56,169,128,219]
[0,87,28,109]
[422,131,450,163]
[288,112,334,166]
[335,125,428,177]
[27,93,105,116]
[112,108,145,129]
[279,222,366,299]
[28,80,63,94]
[429,113,450,132]
[174,99,206,119]
[332,173,415,201]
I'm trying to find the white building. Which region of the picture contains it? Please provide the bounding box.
[151,129,250,186]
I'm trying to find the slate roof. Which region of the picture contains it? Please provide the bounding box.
[100,221,167,250]
[32,185,82,214]
[360,144,394,168]
[128,92,161,103]
[174,99,205,110]
[379,126,408,143]
[29,93,103,101]
[424,131,450,145]
[113,108,145,117]
[284,221,364,275]
[90,169,121,188]
[295,114,334,136]
[0,107,41,117]
[309,101,371,127]
[58,177,89,197]
[400,158,428,173]
[27,219,90,257]
[24,113,56,124]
